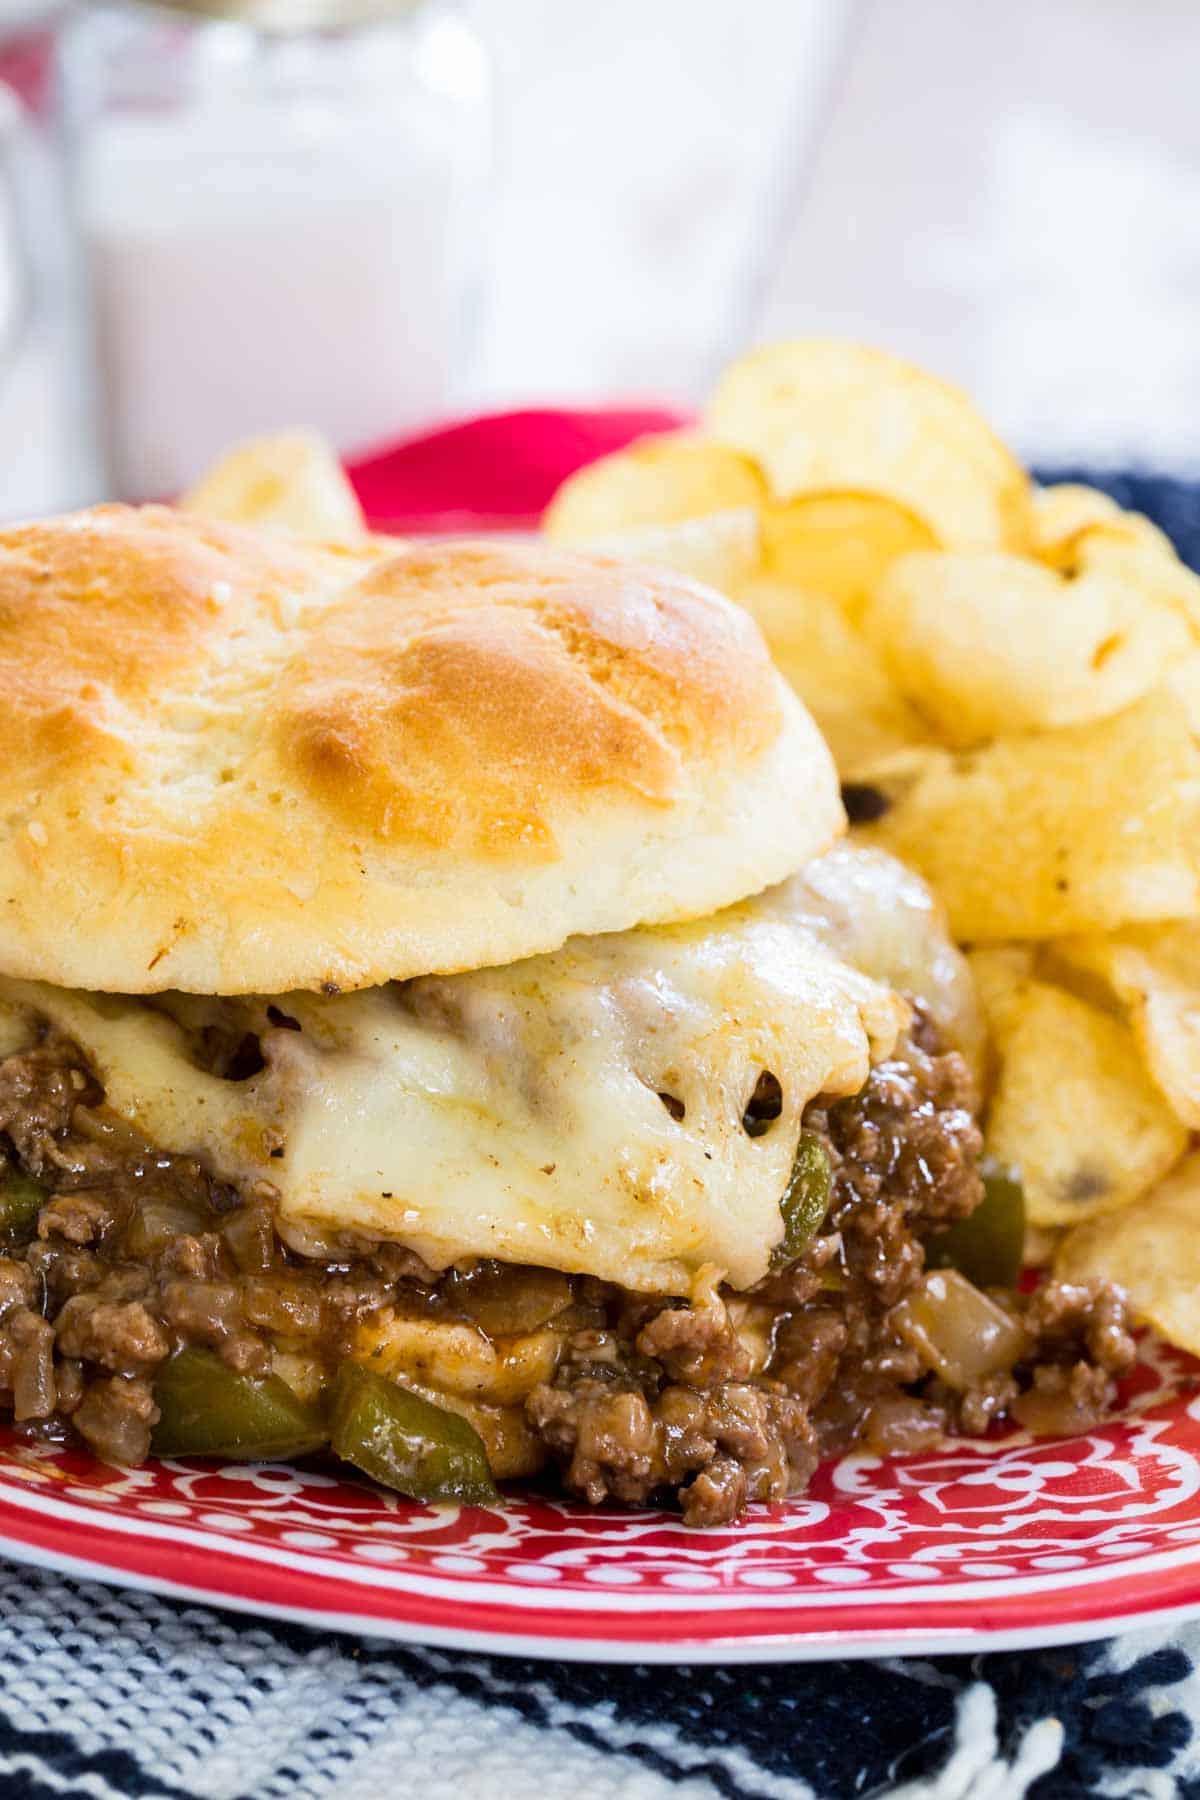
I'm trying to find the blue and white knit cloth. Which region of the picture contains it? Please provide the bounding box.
[0,1562,1196,1799]
[1,467,1198,1800]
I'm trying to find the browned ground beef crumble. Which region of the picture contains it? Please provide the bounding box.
[0,1018,1135,1526]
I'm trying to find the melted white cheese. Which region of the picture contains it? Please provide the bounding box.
[759,844,986,1087]
[0,850,948,1293]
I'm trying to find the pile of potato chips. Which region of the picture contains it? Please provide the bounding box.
[544,339,1200,1355]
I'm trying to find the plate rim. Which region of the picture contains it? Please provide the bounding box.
[4,1528,1200,1663]
[5,1447,1200,1663]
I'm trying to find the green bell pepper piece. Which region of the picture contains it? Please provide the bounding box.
[771,1131,833,1269]
[330,1360,498,1505]
[0,1165,47,1242]
[151,1347,328,1460]
[925,1156,1026,1290]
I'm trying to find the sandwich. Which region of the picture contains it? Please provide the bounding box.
[0,508,1131,1523]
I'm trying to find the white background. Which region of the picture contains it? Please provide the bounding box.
[5,0,1200,516]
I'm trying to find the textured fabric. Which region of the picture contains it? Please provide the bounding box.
[0,456,1196,1798]
[0,1563,1196,1799]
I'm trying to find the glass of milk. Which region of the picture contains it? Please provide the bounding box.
[59,0,491,500]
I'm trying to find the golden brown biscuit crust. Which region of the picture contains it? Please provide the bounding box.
[0,509,841,992]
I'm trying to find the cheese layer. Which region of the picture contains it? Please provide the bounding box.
[0,849,962,1294]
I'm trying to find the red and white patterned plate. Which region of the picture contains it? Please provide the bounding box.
[1,1338,1200,1661]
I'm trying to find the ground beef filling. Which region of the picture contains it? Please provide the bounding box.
[0,1024,1134,1526]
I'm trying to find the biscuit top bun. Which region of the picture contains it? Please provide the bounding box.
[0,508,842,993]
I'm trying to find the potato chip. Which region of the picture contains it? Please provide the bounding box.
[705,339,1031,549]
[1030,483,1122,563]
[861,548,1192,746]
[543,433,766,541]
[963,946,1036,1038]
[733,573,928,775]
[851,692,1200,940]
[1056,1152,1200,1355]
[1036,494,1176,574]
[182,432,366,538]
[1049,924,1200,1128]
[760,490,938,625]
[1052,520,1200,639]
[1169,650,1200,730]
[972,971,1187,1226]
[568,507,760,592]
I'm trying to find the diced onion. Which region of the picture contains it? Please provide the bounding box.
[892,1270,1030,1390]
